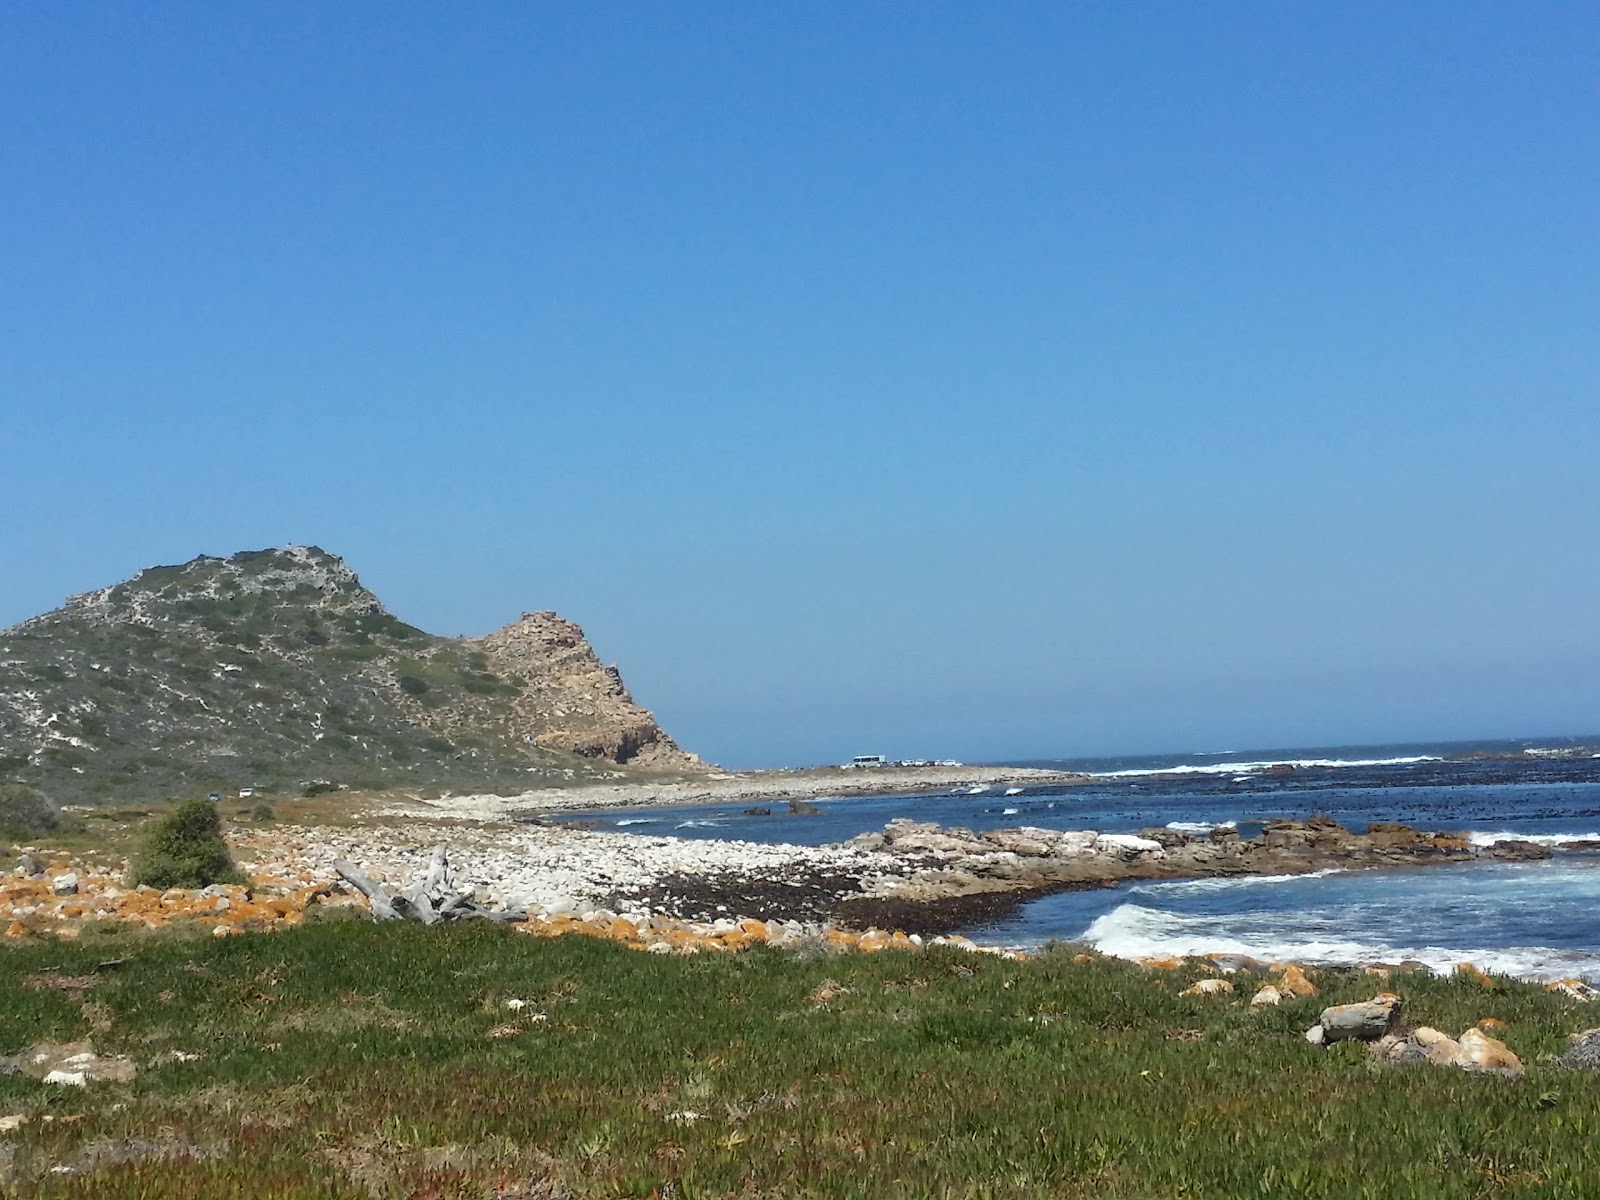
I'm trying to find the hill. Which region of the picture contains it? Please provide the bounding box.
[0,546,702,804]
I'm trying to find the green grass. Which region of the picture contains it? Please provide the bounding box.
[2,925,1600,1197]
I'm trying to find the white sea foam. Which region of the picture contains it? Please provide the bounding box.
[1164,820,1237,834]
[1003,787,1024,796]
[1001,807,1019,815]
[1468,830,1600,847]
[1131,868,1343,895]
[1087,754,1441,780]
[1078,902,1600,982]
[615,818,657,826]
[674,819,729,830]
[967,785,991,794]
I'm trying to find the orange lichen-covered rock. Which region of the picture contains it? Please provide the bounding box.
[1547,978,1600,1002]
[1458,1027,1522,1072]
[738,918,769,941]
[1137,955,1186,971]
[825,929,859,949]
[1275,964,1318,997]
[4,921,26,939]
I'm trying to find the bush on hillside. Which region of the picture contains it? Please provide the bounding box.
[0,781,62,838]
[128,797,244,889]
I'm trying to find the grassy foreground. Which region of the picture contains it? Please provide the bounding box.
[2,922,1599,1199]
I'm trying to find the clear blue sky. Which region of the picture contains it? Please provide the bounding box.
[4,4,1597,767]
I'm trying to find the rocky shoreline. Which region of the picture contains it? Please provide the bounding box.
[6,808,1592,964]
[232,811,1577,937]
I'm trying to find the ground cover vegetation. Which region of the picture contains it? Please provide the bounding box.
[2,921,1598,1198]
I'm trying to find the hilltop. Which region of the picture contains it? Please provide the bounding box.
[0,546,701,804]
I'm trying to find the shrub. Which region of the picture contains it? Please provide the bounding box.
[0,782,61,838]
[128,797,244,889]
[251,802,276,821]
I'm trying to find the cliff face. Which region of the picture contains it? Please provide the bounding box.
[0,547,702,804]
[475,612,695,767]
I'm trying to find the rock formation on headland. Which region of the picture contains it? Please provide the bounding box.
[0,546,702,803]
[476,610,688,765]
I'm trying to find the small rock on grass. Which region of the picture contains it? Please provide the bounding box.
[1250,985,1283,1007]
[1181,978,1234,998]
[1314,993,1402,1043]
[0,1042,136,1086]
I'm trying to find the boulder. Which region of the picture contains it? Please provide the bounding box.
[1275,964,1318,997]
[51,872,78,896]
[1547,978,1599,1003]
[1250,985,1283,1007]
[1317,993,1402,1042]
[1555,1028,1600,1071]
[1410,1026,1466,1067]
[1371,1033,1431,1065]
[1181,978,1234,998]
[16,853,43,878]
[1457,1027,1522,1073]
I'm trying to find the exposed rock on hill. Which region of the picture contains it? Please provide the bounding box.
[0,547,701,804]
[476,612,688,766]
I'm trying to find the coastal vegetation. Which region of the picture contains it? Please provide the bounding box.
[0,783,63,840]
[1,920,1598,1197]
[126,797,244,890]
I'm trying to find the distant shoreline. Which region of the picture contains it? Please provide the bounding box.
[389,764,1094,820]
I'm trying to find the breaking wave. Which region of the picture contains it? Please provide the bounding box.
[1087,754,1441,780]
[1079,901,1600,982]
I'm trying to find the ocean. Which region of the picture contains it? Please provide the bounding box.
[572,736,1600,980]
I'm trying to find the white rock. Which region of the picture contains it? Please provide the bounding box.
[51,873,78,897]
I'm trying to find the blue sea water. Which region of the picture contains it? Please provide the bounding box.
[572,736,1600,979]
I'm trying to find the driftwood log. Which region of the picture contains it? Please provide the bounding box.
[333,848,524,924]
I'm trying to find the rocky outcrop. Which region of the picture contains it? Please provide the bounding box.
[475,612,697,768]
[843,816,1489,902]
